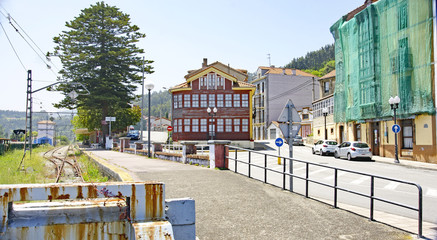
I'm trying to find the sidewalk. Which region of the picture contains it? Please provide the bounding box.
[87,150,413,240]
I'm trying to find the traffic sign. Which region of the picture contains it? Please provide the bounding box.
[278,99,301,123]
[275,138,284,147]
[167,126,173,132]
[392,124,401,133]
[105,117,116,122]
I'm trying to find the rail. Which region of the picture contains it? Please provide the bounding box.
[226,145,423,238]
[162,144,209,156]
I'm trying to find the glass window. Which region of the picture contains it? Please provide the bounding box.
[217,94,224,107]
[174,120,178,132]
[178,95,182,108]
[242,94,249,107]
[200,94,207,108]
[217,119,224,132]
[225,94,232,107]
[173,95,178,109]
[209,94,215,107]
[324,82,330,93]
[234,119,240,132]
[200,119,207,132]
[192,119,199,132]
[184,119,190,132]
[184,94,190,108]
[225,119,232,132]
[192,94,199,108]
[402,120,413,149]
[234,94,240,107]
[242,119,248,132]
[178,119,182,132]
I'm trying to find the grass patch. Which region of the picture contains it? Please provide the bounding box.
[77,154,108,182]
[0,145,54,184]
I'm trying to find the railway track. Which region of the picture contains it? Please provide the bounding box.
[43,145,84,183]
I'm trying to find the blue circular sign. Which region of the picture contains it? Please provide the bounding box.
[275,138,284,147]
[392,124,401,133]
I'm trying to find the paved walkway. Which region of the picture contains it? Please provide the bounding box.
[87,150,416,240]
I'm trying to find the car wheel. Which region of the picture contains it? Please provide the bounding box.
[319,150,324,156]
[334,151,339,159]
[312,148,315,154]
[347,153,352,161]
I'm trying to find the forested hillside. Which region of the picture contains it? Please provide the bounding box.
[284,44,335,77]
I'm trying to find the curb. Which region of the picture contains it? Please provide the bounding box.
[82,151,134,182]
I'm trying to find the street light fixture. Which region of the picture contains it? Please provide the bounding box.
[145,80,154,158]
[389,96,401,163]
[322,107,328,140]
[207,107,218,140]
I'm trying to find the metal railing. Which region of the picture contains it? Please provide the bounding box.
[226,146,423,238]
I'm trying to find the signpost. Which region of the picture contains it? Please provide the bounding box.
[277,99,302,192]
[275,138,284,164]
[167,126,173,132]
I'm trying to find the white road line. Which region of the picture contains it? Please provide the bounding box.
[426,188,437,197]
[324,172,346,180]
[350,176,368,185]
[308,168,329,175]
[383,182,400,190]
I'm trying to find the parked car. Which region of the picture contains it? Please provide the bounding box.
[334,141,372,160]
[127,130,140,140]
[312,140,338,156]
[292,136,304,146]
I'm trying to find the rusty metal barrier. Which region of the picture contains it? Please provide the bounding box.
[0,182,187,239]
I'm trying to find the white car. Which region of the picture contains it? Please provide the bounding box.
[334,141,372,161]
[312,140,338,156]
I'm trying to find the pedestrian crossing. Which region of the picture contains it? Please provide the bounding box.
[230,155,437,198]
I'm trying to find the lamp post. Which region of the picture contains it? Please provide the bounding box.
[207,107,218,140]
[140,57,145,142]
[322,107,328,140]
[145,81,154,158]
[389,96,401,163]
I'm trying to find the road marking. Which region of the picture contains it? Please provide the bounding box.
[351,176,368,185]
[426,188,437,197]
[324,172,346,180]
[309,168,329,175]
[383,182,400,190]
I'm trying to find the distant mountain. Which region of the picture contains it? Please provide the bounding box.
[284,44,335,75]
[0,110,75,140]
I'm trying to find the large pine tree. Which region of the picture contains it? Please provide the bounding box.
[52,1,153,135]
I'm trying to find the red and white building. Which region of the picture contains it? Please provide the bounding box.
[169,59,255,145]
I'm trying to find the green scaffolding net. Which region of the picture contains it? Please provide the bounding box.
[330,0,435,123]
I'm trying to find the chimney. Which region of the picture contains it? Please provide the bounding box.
[292,69,296,75]
[202,58,208,68]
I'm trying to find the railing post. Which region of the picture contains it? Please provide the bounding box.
[282,158,286,190]
[289,159,294,192]
[418,185,423,238]
[334,169,338,208]
[235,148,238,173]
[370,176,374,221]
[248,151,251,178]
[264,154,267,183]
[305,162,309,198]
[208,140,230,169]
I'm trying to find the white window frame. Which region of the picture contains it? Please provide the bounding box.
[200,119,207,132]
[192,94,199,108]
[242,119,249,132]
[209,94,215,107]
[234,94,240,108]
[225,119,232,132]
[184,94,190,108]
[217,94,223,108]
[178,119,182,132]
[242,94,249,107]
[217,119,224,132]
[178,95,182,108]
[200,94,207,108]
[225,94,232,107]
[234,118,240,132]
[184,119,190,132]
[192,119,199,132]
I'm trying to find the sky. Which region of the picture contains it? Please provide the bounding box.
[0,0,362,113]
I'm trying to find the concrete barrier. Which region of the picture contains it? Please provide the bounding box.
[0,182,196,239]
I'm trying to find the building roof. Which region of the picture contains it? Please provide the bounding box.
[37,120,55,125]
[345,0,378,21]
[257,66,318,78]
[319,70,336,80]
[185,61,248,82]
[270,121,280,128]
[236,81,255,88]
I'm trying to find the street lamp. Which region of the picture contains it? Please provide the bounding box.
[140,57,145,143]
[322,107,328,140]
[145,80,154,158]
[207,107,218,140]
[389,96,401,163]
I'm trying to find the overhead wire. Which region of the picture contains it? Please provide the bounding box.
[0,21,27,71]
[268,78,314,101]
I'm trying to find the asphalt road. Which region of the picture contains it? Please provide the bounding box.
[230,141,437,225]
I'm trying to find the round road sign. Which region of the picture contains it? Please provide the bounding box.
[392,124,401,133]
[167,126,173,132]
[275,138,284,147]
